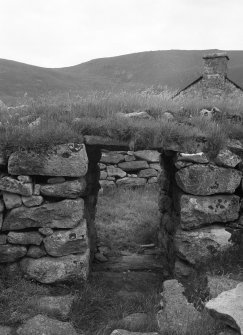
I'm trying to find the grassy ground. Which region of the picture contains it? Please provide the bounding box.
[96,186,160,254]
[0,90,242,156]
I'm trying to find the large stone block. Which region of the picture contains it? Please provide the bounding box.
[43,224,87,257]
[180,194,240,230]
[40,179,86,198]
[2,199,84,231]
[0,177,32,196]
[8,143,88,177]
[0,244,27,263]
[174,226,232,265]
[118,161,149,171]
[134,150,160,162]
[20,251,90,283]
[176,165,242,195]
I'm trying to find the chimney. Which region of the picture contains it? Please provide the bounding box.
[203,52,229,78]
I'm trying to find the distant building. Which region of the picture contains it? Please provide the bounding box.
[173,52,243,99]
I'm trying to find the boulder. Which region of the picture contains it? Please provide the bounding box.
[107,166,126,178]
[116,177,146,187]
[215,149,242,168]
[22,195,44,207]
[100,152,125,164]
[0,176,33,196]
[157,279,200,334]
[29,295,74,320]
[176,165,242,195]
[20,251,90,283]
[176,152,209,164]
[40,179,86,198]
[43,224,87,257]
[138,169,157,178]
[134,150,160,162]
[174,226,232,266]
[2,198,84,230]
[0,244,27,263]
[118,161,149,171]
[8,143,88,177]
[180,195,240,230]
[206,283,243,334]
[16,314,78,335]
[8,231,43,245]
[27,245,47,258]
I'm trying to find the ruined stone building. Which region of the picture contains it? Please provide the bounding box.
[173,52,243,99]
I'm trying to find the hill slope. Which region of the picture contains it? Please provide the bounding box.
[1,49,243,102]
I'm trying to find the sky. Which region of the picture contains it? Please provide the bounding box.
[0,0,243,68]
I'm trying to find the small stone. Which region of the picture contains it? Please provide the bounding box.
[16,314,78,335]
[107,166,126,178]
[98,163,106,170]
[22,195,44,207]
[8,231,43,245]
[3,192,22,209]
[33,184,41,195]
[110,331,158,335]
[134,150,160,162]
[107,176,115,181]
[47,177,66,184]
[125,155,136,162]
[99,180,116,189]
[118,161,149,172]
[0,176,33,196]
[100,171,108,180]
[148,177,158,184]
[215,149,242,168]
[138,168,157,178]
[29,295,74,320]
[38,227,54,236]
[27,245,47,258]
[0,234,7,245]
[176,152,209,164]
[94,252,108,262]
[17,175,32,183]
[100,152,125,164]
[0,244,27,263]
[116,177,146,187]
[149,163,161,171]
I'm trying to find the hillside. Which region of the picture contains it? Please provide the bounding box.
[1,49,243,102]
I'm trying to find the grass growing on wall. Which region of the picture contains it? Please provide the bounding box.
[0,90,243,154]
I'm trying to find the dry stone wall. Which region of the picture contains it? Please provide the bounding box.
[158,145,243,278]
[0,143,101,284]
[99,149,161,191]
